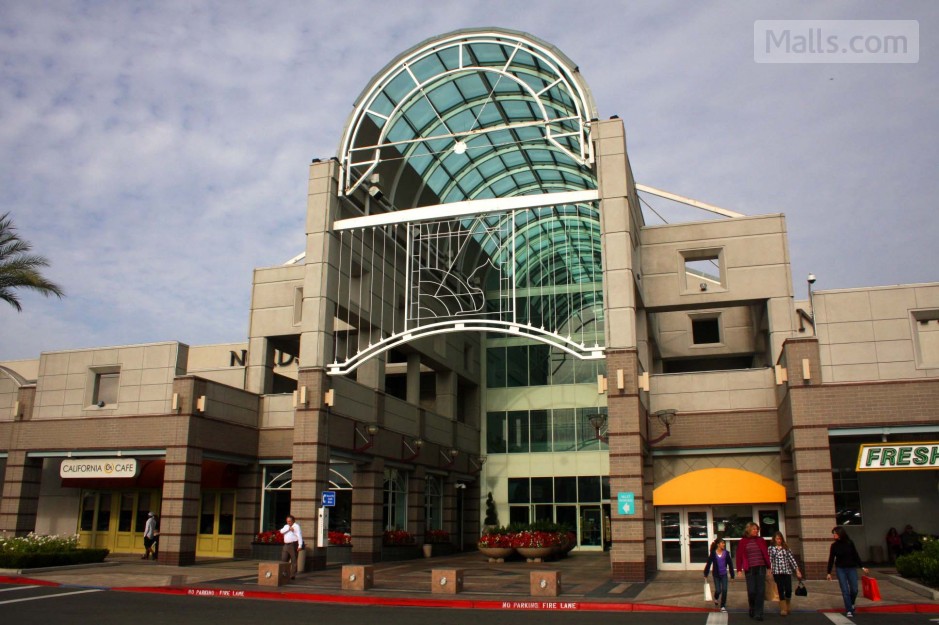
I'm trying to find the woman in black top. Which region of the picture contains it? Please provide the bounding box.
[826,526,869,618]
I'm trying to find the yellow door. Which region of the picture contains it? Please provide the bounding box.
[77,491,160,554]
[195,491,235,557]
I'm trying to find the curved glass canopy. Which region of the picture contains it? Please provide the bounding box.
[339,28,598,207]
[329,29,604,373]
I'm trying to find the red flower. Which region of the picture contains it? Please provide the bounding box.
[478,532,514,548]
[383,530,414,545]
[511,530,562,548]
[328,531,352,546]
[254,530,284,544]
[425,529,450,544]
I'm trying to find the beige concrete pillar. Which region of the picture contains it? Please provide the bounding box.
[406,353,421,405]
[435,370,457,419]
[292,367,331,570]
[159,446,202,565]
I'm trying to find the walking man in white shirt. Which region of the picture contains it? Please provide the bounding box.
[279,514,303,579]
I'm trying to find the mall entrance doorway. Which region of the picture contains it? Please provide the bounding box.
[655,505,785,571]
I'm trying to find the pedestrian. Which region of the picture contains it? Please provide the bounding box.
[279,514,304,579]
[704,537,735,612]
[143,511,159,560]
[826,526,869,618]
[899,524,921,555]
[885,527,901,563]
[735,521,771,621]
[768,531,802,616]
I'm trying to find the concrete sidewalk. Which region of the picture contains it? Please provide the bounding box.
[4,551,938,613]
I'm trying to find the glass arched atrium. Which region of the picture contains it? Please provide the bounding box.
[331,29,605,374]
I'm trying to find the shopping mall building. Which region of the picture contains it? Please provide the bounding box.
[1,28,937,581]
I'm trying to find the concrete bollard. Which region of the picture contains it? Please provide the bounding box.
[258,562,291,587]
[341,564,374,591]
[530,570,561,597]
[432,568,464,594]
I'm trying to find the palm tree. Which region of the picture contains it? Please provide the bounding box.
[0,212,64,311]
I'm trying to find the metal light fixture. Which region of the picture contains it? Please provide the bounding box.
[402,437,423,462]
[588,413,608,444]
[648,409,677,445]
[440,448,459,467]
[470,454,487,473]
[354,423,380,452]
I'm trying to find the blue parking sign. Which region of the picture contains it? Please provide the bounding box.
[617,492,635,515]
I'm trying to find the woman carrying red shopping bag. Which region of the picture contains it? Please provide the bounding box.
[826,526,869,618]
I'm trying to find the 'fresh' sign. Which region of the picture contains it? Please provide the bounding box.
[856,442,939,471]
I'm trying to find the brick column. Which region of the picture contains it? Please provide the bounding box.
[159,446,202,565]
[293,367,331,570]
[780,338,835,579]
[234,464,263,558]
[607,349,648,581]
[0,450,42,535]
[351,457,384,563]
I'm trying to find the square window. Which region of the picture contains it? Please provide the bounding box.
[691,316,721,345]
[681,248,725,292]
[93,370,120,406]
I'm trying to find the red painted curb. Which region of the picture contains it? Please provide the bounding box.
[0,575,61,587]
[108,585,714,612]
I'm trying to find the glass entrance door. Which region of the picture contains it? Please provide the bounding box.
[656,507,713,570]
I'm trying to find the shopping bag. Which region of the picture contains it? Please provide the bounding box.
[794,581,808,597]
[704,580,713,602]
[765,572,779,601]
[861,575,882,601]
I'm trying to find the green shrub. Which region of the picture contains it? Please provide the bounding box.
[0,549,109,569]
[0,532,108,569]
[896,537,939,588]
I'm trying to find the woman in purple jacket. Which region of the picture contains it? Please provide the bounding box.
[736,522,771,621]
[704,537,735,612]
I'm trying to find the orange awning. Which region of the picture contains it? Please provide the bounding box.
[653,468,785,506]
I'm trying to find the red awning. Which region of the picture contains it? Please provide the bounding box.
[61,459,238,490]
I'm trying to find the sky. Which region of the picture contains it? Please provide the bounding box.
[1,1,937,361]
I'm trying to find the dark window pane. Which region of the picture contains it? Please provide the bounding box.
[578,476,601,502]
[549,350,575,384]
[552,409,575,452]
[554,477,577,503]
[118,494,133,532]
[692,318,721,344]
[486,412,506,454]
[531,478,553,503]
[486,347,506,388]
[534,504,553,522]
[509,506,530,525]
[80,493,95,532]
[529,410,550,452]
[96,495,111,531]
[528,344,550,385]
[556,505,577,534]
[507,410,529,453]
[577,408,600,450]
[508,478,529,504]
[506,346,528,387]
[601,476,610,501]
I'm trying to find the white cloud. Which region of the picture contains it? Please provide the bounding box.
[1,0,937,360]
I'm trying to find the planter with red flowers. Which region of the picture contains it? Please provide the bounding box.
[381,530,420,561]
[477,529,515,562]
[251,530,285,560]
[327,530,353,564]
[512,530,562,562]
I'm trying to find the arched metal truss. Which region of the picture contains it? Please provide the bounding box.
[328,29,603,376]
[328,193,604,376]
[338,29,597,209]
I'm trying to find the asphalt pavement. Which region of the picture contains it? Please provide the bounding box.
[1,551,937,615]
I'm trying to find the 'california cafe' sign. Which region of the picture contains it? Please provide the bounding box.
[60,458,138,479]
[857,442,939,471]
